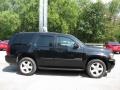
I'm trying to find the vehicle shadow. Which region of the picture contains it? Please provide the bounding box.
[36,69,88,77]
[2,65,88,78]
[2,65,17,73]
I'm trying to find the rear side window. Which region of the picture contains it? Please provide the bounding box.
[36,35,54,47]
[11,33,34,44]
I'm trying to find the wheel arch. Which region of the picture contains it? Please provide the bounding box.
[86,55,108,70]
[17,53,37,65]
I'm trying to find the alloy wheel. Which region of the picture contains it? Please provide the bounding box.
[90,62,104,77]
[20,60,33,74]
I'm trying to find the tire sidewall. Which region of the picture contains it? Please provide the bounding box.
[86,59,106,78]
[18,57,37,76]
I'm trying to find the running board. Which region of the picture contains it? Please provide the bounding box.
[38,67,84,71]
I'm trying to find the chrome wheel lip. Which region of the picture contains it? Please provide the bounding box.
[90,62,104,77]
[20,60,33,74]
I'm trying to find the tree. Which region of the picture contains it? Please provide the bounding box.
[76,2,106,42]
[13,0,39,32]
[48,0,79,34]
[109,0,120,20]
[0,0,39,39]
[0,0,120,43]
[104,0,120,42]
[0,11,21,39]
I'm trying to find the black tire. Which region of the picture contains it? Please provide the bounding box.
[18,57,37,76]
[86,59,106,78]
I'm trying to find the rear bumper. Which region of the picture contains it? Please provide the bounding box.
[5,55,17,64]
[107,59,115,72]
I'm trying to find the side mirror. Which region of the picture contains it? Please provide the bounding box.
[73,43,79,49]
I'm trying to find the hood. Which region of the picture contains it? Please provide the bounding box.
[84,46,111,54]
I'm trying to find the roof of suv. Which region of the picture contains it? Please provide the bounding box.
[18,32,72,37]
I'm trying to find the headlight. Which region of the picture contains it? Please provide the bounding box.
[109,53,114,59]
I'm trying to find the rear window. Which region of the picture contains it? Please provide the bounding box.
[10,33,34,44]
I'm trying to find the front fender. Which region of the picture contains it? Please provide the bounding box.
[87,51,110,60]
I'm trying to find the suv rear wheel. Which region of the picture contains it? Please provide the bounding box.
[18,57,37,75]
[86,59,106,78]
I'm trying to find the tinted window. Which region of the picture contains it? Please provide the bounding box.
[57,36,75,47]
[11,33,34,44]
[36,35,54,47]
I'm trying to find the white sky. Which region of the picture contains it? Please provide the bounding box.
[91,0,112,4]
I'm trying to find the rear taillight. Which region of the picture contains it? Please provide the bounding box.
[6,44,10,55]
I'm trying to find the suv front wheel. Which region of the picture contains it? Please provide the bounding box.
[18,57,37,75]
[86,59,106,78]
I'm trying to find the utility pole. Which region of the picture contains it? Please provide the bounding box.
[39,0,48,32]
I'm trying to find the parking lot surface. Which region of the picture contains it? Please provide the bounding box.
[0,51,120,90]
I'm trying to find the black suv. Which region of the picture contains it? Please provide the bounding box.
[5,32,115,78]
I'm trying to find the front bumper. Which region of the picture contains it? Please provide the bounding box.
[5,55,17,64]
[107,59,115,72]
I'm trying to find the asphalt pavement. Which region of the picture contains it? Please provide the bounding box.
[0,51,120,90]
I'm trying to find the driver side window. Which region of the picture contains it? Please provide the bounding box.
[57,36,75,47]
